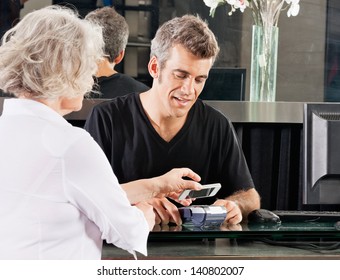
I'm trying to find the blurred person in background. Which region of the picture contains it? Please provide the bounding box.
[86,6,149,98]
[52,0,97,18]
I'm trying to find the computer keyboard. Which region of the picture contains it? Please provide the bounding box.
[273,210,340,223]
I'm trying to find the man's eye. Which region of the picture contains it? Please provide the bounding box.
[174,73,186,79]
[196,78,206,84]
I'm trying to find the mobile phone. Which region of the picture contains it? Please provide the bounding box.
[178,183,221,200]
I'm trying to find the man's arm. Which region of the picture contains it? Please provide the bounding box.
[214,188,261,225]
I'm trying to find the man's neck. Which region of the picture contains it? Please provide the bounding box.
[96,59,117,77]
[140,91,187,142]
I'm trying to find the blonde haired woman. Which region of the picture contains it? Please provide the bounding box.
[0,6,201,260]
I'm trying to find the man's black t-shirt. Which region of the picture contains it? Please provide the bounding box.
[84,93,255,204]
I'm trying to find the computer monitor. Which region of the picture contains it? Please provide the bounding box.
[303,103,340,205]
[200,68,246,101]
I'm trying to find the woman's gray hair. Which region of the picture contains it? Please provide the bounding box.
[85,6,129,63]
[150,15,220,70]
[0,5,104,99]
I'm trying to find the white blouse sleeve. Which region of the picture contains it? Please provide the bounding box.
[60,129,149,257]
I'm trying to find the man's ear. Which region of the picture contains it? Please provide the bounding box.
[114,50,125,65]
[148,56,159,78]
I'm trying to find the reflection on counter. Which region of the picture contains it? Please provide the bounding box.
[151,220,340,235]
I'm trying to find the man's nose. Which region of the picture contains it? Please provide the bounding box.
[181,78,195,95]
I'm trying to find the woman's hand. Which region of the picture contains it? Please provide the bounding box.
[121,168,201,205]
[153,168,202,198]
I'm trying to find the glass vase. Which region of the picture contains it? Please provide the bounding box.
[250,25,279,102]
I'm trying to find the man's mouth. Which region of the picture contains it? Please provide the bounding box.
[173,96,190,106]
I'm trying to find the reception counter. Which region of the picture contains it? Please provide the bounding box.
[102,221,340,260]
[0,97,304,123]
[78,99,303,124]
[102,239,340,260]
[64,99,305,124]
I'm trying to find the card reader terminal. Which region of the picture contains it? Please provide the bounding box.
[179,205,227,227]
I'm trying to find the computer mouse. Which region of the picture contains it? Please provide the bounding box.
[334,221,340,231]
[247,209,281,224]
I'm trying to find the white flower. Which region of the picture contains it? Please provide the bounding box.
[203,0,225,17]
[203,0,300,26]
[226,0,248,13]
[286,0,300,17]
[204,0,249,17]
[203,0,223,9]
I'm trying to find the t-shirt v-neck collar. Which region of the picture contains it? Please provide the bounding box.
[134,93,194,147]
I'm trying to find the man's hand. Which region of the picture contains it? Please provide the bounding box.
[148,197,182,225]
[214,188,261,224]
[213,199,242,225]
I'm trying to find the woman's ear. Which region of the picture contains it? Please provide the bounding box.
[148,56,159,79]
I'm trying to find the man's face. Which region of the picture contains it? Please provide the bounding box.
[153,44,214,119]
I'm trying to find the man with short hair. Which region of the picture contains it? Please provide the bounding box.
[85,15,260,225]
[86,6,149,98]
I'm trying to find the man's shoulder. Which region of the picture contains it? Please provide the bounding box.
[195,99,231,122]
[91,93,138,114]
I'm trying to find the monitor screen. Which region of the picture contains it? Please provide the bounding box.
[303,103,340,205]
[200,68,246,101]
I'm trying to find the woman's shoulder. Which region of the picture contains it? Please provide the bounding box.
[42,124,90,156]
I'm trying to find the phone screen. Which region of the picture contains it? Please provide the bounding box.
[184,188,216,199]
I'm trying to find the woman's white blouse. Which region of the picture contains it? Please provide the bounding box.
[0,99,149,259]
